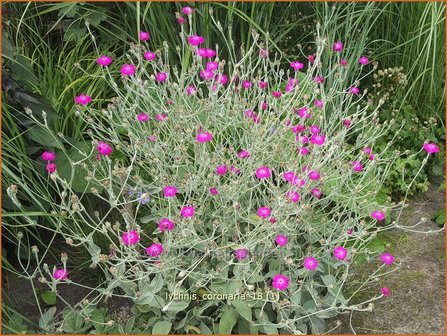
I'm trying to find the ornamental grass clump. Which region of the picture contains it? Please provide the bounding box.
[10,8,439,334]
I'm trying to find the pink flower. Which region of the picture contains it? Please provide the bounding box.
[234,248,248,260]
[380,252,395,265]
[350,86,360,95]
[245,109,254,118]
[333,246,348,260]
[340,59,348,66]
[283,171,296,182]
[275,234,288,247]
[163,185,177,198]
[296,106,311,119]
[371,210,385,221]
[120,64,136,76]
[53,269,68,281]
[311,135,325,146]
[196,48,216,58]
[96,55,112,67]
[303,256,318,271]
[75,94,92,106]
[343,119,351,128]
[310,125,321,134]
[97,141,113,156]
[291,176,305,187]
[352,161,363,172]
[155,113,167,122]
[311,188,322,198]
[230,165,241,174]
[144,51,157,61]
[381,287,391,297]
[286,191,300,203]
[242,80,252,89]
[255,166,271,179]
[148,135,157,141]
[333,41,343,52]
[346,229,353,235]
[237,150,250,158]
[296,135,309,144]
[200,70,214,80]
[272,274,289,291]
[216,165,227,175]
[159,218,175,232]
[290,61,304,71]
[272,91,282,98]
[259,81,268,89]
[46,163,57,173]
[209,187,219,195]
[216,74,228,85]
[285,83,294,92]
[259,49,269,58]
[308,54,315,63]
[186,85,196,95]
[140,31,150,41]
[359,56,369,65]
[313,75,325,84]
[182,6,194,15]
[181,206,195,218]
[156,72,168,82]
[260,101,268,110]
[257,206,271,218]
[252,114,261,123]
[146,243,163,257]
[41,151,56,161]
[269,217,277,224]
[298,147,310,156]
[137,112,149,122]
[423,142,439,154]
[177,17,186,24]
[188,35,205,46]
[291,124,306,133]
[308,170,320,180]
[314,99,324,109]
[364,147,372,155]
[122,230,140,245]
[368,154,375,161]
[196,131,213,143]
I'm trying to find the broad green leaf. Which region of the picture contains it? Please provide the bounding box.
[152,320,172,334]
[231,300,252,321]
[218,307,238,334]
[39,307,56,331]
[41,291,57,305]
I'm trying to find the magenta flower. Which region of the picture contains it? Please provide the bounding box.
[180,206,195,218]
[296,106,311,119]
[346,228,353,235]
[252,114,261,123]
[97,141,113,156]
[308,54,316,63]
[380,252,395,265]
[314,99,324,109]
[371,210,385,221]
[242,80,252,89]
[303,256,318,271]
[343,119,351,128]
[269,217,277,224]
[311,188,322,198]
[159,218,175,232]
[310,125,320,134]
[359,56,369,65]
[286,191,300,203]
[352,161,363,172]
[334,246,348,260]
[364,147,372,155]
[216,74,228,85]
[298,147,310,156]
[340,59,348,66]
[137,112,149,122]
[257,206,271,219]
[122,230,140,246]
[259,81,268,89]
[272,274,289,291]
[255,166,271,179]
[182,6,194,15]
[96,55,112,67]
[237,150,250,159]
[146,243,163,257]
[200,70,214,81]
[140,31,150,41]
[186,85,196,95]
[177,17,186,24]
[163,185,177,198]
[120,64,136,76]
[155,113,167,122]
[333,41,343,52]
[75,94,92,106]
[144,51,157,61]
[423,142,439,154]
[209,187,219,195]
[53,269,68,281]
[41,151,56,161]
[285,83,294,92]
[311,135,325,146]
[148,135,157,141]
[296,135,309,144]
[272,91,282,98]
[313,75,325,84]
[234,248,248,260]
[188,35,205,46]
[259,49,269,58]
[292,124,306,133]
[350,86,360,95]
[196,48,216,58]
[290,61,304,71]
[216,165,228,175]
[283,171,296,182]
[196,131,213,143]
[46,163,57,174]
[245,109,254,118]
[230,165,241,174]
[206,61,219,71]
[308,170,320,180]
[260,101,268,110]
[275,234,288,247]
[381,287,391,297]
[156,72,168,82]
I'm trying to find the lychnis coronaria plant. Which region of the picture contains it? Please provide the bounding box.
[15,6,439,334]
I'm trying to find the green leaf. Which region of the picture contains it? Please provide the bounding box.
[28,126,63,149]
[41,291,57,305]
[367,237,386,253]
[39,307,56,331]
[231,300,252,321]
[152,320,172,334]
[218,307,238,334]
